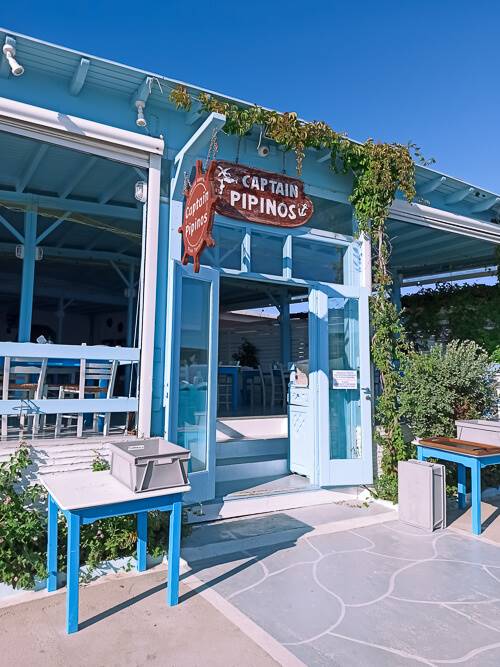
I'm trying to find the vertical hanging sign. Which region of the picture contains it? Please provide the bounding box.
[179,160,218,272]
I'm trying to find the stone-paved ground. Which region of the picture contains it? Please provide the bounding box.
[189,521,500,666]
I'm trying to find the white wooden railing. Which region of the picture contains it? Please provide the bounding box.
[0,342,139,424]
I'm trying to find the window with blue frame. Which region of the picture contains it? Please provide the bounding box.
[292,238,345,284]
[250,232,284,276]
[203,225,244,270]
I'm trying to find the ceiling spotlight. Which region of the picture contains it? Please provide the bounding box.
[2,42,24,77]
[135,100,147,128]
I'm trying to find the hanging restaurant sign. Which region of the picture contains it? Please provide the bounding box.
[212,161,314,227]
[179,160,218,272]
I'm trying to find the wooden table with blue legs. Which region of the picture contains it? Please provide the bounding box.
[416,437,500,535]
[41,470,190,634]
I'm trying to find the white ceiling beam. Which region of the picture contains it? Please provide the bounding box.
[417,176,446,195]
[16,143,49,193]
[470,196,500,214]
[69,57,90,96]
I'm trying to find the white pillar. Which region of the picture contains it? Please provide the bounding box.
[137,154,161,438]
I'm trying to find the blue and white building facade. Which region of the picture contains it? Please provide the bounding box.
[0,29,498,507]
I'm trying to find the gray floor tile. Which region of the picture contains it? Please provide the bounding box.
[435,532,500,567]
[307,530,375,556]
[392,559,500,603]
[335,596,498,661]
[315,549,404,605]
[229,563,343,644]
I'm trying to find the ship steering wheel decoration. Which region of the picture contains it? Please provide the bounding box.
[179,160,218,272]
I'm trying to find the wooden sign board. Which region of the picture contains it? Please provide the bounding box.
[179,160,218,272]
[213,161,314,227]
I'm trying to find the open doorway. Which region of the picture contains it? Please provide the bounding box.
[215,276,311,498]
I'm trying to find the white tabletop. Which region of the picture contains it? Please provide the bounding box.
[41,470,190,511]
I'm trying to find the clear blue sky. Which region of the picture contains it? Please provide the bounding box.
[3,1,499,192]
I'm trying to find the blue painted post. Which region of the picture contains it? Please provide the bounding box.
[417,446,424,461]
[280,291,291,368]
[151,197,169,436]
[167,501,182,606]
[457,463,467,510]
[66,512,81,634]
[47,494,58,592]
[18,207,37,342]
[471,460,482,535]
[136,511,148,572]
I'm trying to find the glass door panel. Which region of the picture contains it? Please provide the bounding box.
[166,263,219,503]
[328,297,361,461]
[316,285,372,486]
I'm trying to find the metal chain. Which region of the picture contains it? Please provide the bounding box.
[183,171,190,194]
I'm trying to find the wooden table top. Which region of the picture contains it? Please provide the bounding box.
[417,437,500,458]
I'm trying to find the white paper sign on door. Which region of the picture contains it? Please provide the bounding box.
[331,369,358,390]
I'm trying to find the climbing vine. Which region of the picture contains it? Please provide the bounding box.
[169,86,429,490]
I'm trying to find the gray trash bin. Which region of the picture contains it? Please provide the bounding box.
[398,459,446,531]
[108,438,190,493]
[456,420,500,446]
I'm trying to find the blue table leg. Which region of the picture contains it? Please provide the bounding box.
[66,512,81,634]
[47,494,58,592]
[137,512,148,572]
[471,460,482,535]
[457,463,467,510]
[167,502,182,606]
[417,446,424,461]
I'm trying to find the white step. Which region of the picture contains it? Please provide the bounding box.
[216,437,287,460]
[185,487,353,524]
[216,416,287,442]
[215,455,288,482]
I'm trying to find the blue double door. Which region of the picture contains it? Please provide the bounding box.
[165,262,372,503]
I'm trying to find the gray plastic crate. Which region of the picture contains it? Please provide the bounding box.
[398,459,446,531]
[108,438,190,493]
[456,419,500,446]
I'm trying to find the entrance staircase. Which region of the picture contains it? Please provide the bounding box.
[215,416,288,488]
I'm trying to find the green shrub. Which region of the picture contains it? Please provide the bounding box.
[0,444,191,590]
[0,444,47,589]
[399,340,495,439]
[492,346,500,364]
[373,472,398,503]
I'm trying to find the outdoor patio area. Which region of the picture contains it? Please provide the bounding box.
[3,500,500,666]
[185,503,500,666]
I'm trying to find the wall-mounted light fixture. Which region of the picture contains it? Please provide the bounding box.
[135,100,147,128]
[131,77,152,129]
[2,36,24,76]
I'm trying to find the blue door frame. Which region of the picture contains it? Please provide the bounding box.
[164,262,219,504]
[315,283,373,486]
